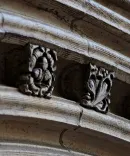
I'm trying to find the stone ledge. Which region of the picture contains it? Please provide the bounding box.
[23,0,130,42]
[0,12,130,83]
[56,0,130,39]
[0,85,129,143]
[0,142,89,156]
[0,85,81,127]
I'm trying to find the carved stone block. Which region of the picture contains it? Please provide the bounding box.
[5,43,57,99]
[18,44,57,98]
[80,63,115,114]
[59,63,115,114]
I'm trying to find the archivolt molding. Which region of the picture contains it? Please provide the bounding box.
[0,86,129,143]
[56,0,130,39]
[24,0,130,41]
[0,11,130,84]
[0,142,88,156]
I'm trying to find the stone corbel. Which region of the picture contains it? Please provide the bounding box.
[18,44,58,99]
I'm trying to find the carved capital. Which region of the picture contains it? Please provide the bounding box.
[18,44,57,98]
[80,63,115,114]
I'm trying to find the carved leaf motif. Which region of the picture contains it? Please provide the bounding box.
[18,43,57,98]
[80,63,115,114]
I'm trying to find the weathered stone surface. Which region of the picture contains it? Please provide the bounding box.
[0,0,130,155]
[18,44,57,98]
[80,63,115,114]
[0,143,89,156]
[5,43,57,98]
[0,0,129,83]
[59,62,115,114]
[0,86,129,155]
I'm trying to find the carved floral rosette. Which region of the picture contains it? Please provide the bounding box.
[80,63,115,114]
[18,44,57,99]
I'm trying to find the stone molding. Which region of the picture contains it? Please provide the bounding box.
[56,0,130,40]
[0,142,89,156]
[0,12,130,83]
[24,0,130,41]
[0,85,129,143]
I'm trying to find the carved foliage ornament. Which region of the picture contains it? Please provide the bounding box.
[19,44,57,99]
[80,63,115,114]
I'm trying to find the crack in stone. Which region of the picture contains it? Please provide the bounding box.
[59,128,68,149]
[58,108,84,155]
[59,128,77,156]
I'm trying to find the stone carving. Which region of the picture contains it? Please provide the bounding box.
[80,63,115,114]
[18,44,57,98]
